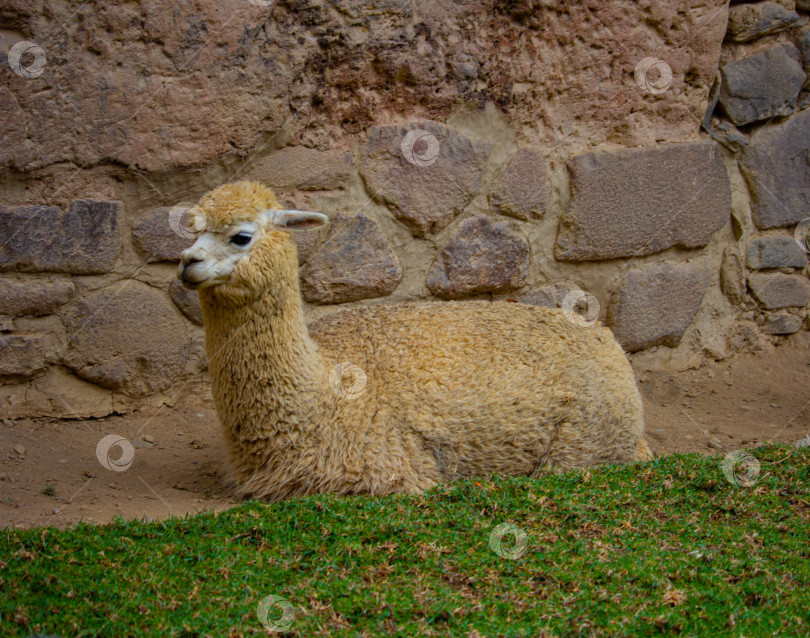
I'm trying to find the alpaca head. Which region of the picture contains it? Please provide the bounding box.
[177,181,329,298]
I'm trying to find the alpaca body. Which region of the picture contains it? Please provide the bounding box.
[202,288,646,501]
[181,181,651,502]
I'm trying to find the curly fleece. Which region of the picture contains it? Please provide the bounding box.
[194,181,653,501]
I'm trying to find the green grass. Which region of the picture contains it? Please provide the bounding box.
[2,446,809,637]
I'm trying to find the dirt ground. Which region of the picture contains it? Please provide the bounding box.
[2,339,809,530]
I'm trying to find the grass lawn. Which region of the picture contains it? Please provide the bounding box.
[1,445,808,637]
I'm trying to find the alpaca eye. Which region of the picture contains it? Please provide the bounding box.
[230,233,252,246]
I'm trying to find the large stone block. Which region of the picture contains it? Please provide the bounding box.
[300,213,402,304]
[739,109,810,229]
[132,207,196,262]
[0,200,121,274]
[0,276,74,316]
[746,236,808,269]
[0,334,49,379]
[426,214,529,299]
[360,121,491,237]
[488,148,550,221]
[62,280,189,397]
[718,44,806,126]
[608,261,712,352]
[555,142,730,262]
[726,2,800,43]
[247,147,351,191]
[748,272,810,308]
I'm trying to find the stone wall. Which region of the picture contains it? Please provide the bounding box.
[1,0,809,418]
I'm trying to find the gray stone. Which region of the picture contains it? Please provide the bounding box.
[169,280,204,326]
[555,142,730,262]
[360,120,491,237]
[132,207,197,262]
[62,280,189,397]
[720,250,746,304]
[517,282,580,309]
[489,148,550,221]
[726,2,800,42]
[706,117,749,153]
[746,236,808,269]
[762,312,803,334]
[292,227,324,266]
[748,272,810,308]
[718,44,806,126]
[246,146,352,191]
[300,213,402,304]
[0,316,12,332]
[0,277,74,316]
[0,200,121,274]
[797,28,810,81]
[0,334,48,379]
[608,261,713,353]
[739,108,810,229]
[426,214,529,299]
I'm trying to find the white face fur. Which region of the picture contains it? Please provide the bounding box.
[177,209,328,290]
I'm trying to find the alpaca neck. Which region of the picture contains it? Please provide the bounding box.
[200,277,326,439]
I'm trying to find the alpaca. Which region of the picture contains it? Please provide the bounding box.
[178,181,653,501]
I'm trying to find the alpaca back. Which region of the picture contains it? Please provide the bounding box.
[308,300,643,478]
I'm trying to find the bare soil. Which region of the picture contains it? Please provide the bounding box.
[2,341,809,529]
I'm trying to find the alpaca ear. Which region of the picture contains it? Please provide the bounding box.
[262,209,330,232]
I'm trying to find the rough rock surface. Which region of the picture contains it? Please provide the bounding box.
[246,147,351,191]
[0,334,49,379]
[762,312,803,334]
[488,148,550,221]
[300,213,401,304]
[0,201,121,274]
[132,208,196,262]
[169,280,204,326]
[746,236,808,269]
[725,2,800,43]
[0,276,74,317]
[517,282,580,309]
[360,121,491,237]
[739,109,810,229]
[718,44,806,126]
[62,280,189,397]
[748,272,810,308]
[555,142,731,261]
[608,261,713,352]
[426,214,529,298]
[720,250,746,304]
[1,0,728,172]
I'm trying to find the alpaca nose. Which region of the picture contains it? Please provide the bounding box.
[180,248,205,268]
